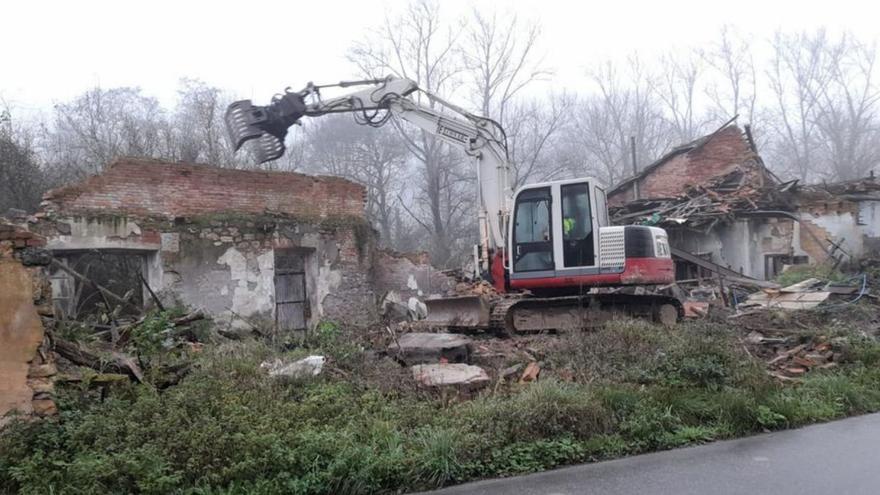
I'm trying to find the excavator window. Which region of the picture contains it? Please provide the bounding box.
[561,183,595,267]
[513,187,554,272]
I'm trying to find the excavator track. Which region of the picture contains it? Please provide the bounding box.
[481,292,683,335]
[488,296,522,337]
[423,292,683,335]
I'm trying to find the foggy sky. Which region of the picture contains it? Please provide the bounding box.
[2,0,876,115]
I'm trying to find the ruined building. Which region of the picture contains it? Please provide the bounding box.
[608,123,880,281]
[32,158,450,332]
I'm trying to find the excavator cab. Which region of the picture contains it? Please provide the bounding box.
[510,180,599,275]
[508,179,673,294]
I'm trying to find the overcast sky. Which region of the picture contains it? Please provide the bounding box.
[2,0,876,116]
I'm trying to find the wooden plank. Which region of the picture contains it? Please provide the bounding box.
[671,247,779,289]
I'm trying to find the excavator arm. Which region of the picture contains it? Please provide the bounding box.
[225,76,512,269]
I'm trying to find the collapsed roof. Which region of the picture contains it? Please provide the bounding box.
[607,122,789,230]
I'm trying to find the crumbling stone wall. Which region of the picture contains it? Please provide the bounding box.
[33,158,379,330]
[164,215,376,328]
[374,250,456,299]
[0,221,56,424]
[796,198,871,263]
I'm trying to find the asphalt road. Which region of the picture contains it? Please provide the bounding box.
[419,413,880,495]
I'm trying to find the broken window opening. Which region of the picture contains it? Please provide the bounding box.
[857,200,878,226]
[675,252,714,281]
[764,254,809,280]
[50,251,148,319]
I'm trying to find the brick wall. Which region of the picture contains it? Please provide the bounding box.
[609,126,756,206]
[42,158,367,220]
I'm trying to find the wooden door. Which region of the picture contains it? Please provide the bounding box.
[274,251,308,332]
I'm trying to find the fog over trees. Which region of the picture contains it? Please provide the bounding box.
[2,0,879,265]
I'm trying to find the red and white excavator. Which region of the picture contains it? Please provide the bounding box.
[225,76,681,333]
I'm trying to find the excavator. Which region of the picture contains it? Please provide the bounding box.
[225,76,681,334]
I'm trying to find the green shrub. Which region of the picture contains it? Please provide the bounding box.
[839,336,880,367]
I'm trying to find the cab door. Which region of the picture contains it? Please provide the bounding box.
[556,182,596,268]
[512,187,554,273]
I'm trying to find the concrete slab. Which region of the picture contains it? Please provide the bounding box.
[389,332,472,365]
[412,363,490,389]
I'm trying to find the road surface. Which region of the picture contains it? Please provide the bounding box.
[420,412,880,495]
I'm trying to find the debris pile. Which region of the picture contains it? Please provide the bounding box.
[744,331,841,380]
[453,279,498,296]
[610,167,786,230]
[737,275,867,313]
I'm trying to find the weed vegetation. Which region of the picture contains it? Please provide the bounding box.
[3,316,880,494]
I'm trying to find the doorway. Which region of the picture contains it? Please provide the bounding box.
[274,249,310,333]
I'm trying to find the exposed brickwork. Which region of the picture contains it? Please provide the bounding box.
[0,223,46,249]
[608,126,759,207]
[799,218,832,263]
[41,158,367,220]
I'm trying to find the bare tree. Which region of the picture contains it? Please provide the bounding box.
[298,115,409,246]
[43,86,167,178]
[810,35,880,180]
[173,78,239,167]
[463,9,550,120]
[461,8,570,189]
[348,0,469,265]
[702,26,758,126]
[570,58,672,187]
[0,105,45,212]
[504,93,576,188]
[654,51,707,142]
[766,30,832,181]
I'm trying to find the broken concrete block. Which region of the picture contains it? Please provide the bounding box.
[389,333,471,365]
[411,363,489,389]
[260,355,325,380]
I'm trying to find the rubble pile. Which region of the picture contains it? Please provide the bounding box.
[453,279,498,296]
[744,331,841,380]
[737,275,870,313]
[610,168,788,230]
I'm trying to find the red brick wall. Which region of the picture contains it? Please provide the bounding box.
[42,158,367,219]
[0,223,46,249]
[608,126,754,206]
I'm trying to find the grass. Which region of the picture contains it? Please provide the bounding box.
[2,314,880,494]
[774,263,848,287]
